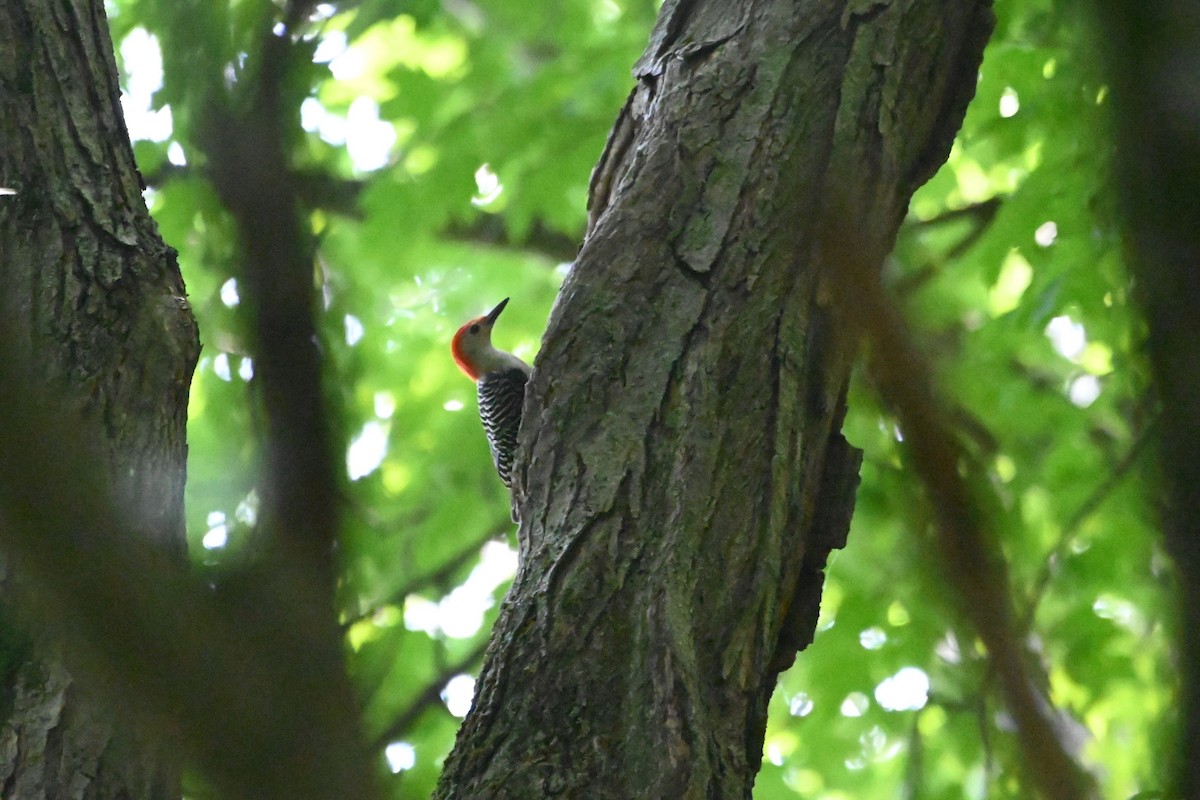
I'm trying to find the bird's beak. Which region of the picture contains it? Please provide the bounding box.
[484,297,510,325]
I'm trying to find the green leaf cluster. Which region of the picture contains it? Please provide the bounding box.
[103,0,1170,796]
[762,3,1166,798]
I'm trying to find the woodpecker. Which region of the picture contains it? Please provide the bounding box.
[451,298,531,519]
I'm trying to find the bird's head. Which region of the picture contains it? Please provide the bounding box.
[451,297,510,380]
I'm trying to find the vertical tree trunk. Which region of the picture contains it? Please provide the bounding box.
[1095,0,1200,794]
[0,0,198,797]
[437,1,992,797]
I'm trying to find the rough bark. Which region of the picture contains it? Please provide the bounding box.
[436,0,992,798]
[0,0,199,797]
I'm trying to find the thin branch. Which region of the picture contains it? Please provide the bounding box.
[821,203,1098,800]
[1019,417,1156,631]
[977,692,995,792]
[902,712,925,800]
[372,638,489,747]
[341,524,503,630]
[892,197,1003,297]
[443,216,581,264]
[913,197,1002,230]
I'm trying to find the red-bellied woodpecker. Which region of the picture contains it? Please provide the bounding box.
[451,297,530,520]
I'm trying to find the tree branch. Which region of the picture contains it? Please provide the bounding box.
[914,197,1002,229]
[341,524,503,630]
[822,205,1099,800]
[442,216,581,264]
[187,3,381,796]
[200,0,339,599]
[1094,0,1200,792]
[372,638,489,748]
[892,197,1003,297]
[144,163,368,218]
[1019,417,1157,630]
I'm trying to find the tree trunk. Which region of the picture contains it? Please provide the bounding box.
[0,0,199,797]
[1095,0,1200,793]
[436,1,992,797]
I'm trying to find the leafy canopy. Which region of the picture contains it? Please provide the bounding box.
[105,0,1168,796]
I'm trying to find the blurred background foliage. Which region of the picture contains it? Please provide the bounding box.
[102,0,1168,796]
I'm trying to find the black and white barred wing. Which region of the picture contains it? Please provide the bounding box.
[476,367,528,488]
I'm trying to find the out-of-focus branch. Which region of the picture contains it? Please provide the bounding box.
[1094,0,1200,794]
[822,207,1098,800]
[1020,419,1156,630]
[341,524,503,631]
[892,197,1003,297]
[146,157,581,260]
[201,5,340,588]
[372,638,488,748]
[913,196,1002,230]
[144,163,368,218]
[443,216,581,264]
[189,1,382,796]
[901,714,925,799]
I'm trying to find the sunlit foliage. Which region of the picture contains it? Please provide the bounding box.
[105,0,1168,796]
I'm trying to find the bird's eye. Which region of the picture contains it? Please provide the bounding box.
[469,324,480,334]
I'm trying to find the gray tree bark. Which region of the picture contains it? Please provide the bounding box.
[0,0,198,797]
[436,0,993,797]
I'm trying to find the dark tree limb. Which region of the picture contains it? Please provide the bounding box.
[822,205,1098,799]
[1020,418,1156,630]
[189,0,382,795]
[372,638,489,748]
[1093,0,1200,794]
[341,524,503,631]
[200,1,340,594]
[443,216,581,264]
